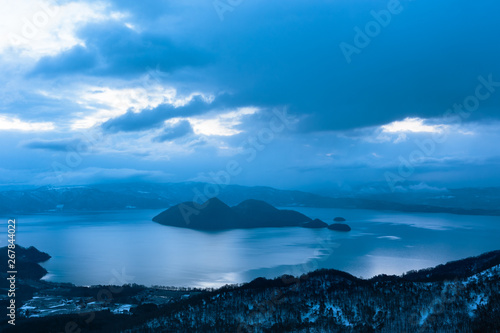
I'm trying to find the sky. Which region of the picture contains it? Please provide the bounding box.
[0,0,499,193]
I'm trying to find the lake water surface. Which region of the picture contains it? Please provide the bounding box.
[9,207,500,288]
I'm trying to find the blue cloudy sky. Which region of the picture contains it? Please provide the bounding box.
[1,0,499,192]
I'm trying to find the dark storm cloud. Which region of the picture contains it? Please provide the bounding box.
[29,22,213,78]
[101,95,210,133]
[3,0,500,189]
[123,0,500,131]
[209,0,500,131]
[28,0,500,132]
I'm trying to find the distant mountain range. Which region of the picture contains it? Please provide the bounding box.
[1,182,499,216]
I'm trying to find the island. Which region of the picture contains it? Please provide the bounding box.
[153,198,320,230]
[153,198,354,231]
[328,223,352,232]
[333,217,346,222]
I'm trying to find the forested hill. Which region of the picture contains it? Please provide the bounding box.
[127,252,500,332]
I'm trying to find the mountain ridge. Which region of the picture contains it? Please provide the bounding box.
[1,182,499,216]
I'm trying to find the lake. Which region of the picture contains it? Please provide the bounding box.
[7,207,500,288]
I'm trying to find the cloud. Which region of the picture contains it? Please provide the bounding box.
[30,22,213,77]
[19,0,500,134]
[5,0,500,133]
[340,116,472,144]
[381,118,447,134]
[1,0,500,190]
[153,120,193,142]
[189,107,259,136]
[0,114,54,131]
[20,138,87,151]
[68,85,180,130]
[99,0,500,133]
[1,0,120,59]
[30,45,97,76]
[100,96,258,138]
[100,95,211,133]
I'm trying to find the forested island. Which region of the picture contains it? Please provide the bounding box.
[153,197,351,231]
